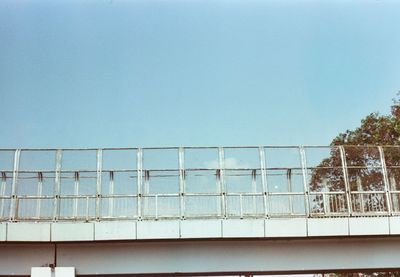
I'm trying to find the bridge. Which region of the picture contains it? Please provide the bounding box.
[1,146,400,276]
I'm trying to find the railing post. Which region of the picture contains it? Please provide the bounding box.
[356,176,364,213]
[378,146,392,215]
[36,172,43,218]
[85,196,90,221]
[287,169,294,215]
[108,171,114,217]
[155,194,158,220]
[1,172,7,218]
[239,193,243,219]
[137,148,143,219]
[339,146,352,216]
[251,169,257,216]
[53,150,62,221]
[9,149,20,221]
[390,175,399,213]
[178,147,185,219]
[144,170,150,218]
[96,149,103,220]
[299,146,310,217]
[218,147,227,218]
[259,146,269,218]
[73,172,79,217]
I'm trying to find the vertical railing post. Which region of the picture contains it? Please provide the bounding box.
[73,172,79,217]
[144,170,150,218]
[108,171,114,217]
[390,176,399,213]
[1,172,7,219]
[155,194,158,220]
[239,193,243,219]
[322,180,329,215]
[378,146,392,215]
[53,149,62,221]
[339,146,352,216]
[299,146,310,217]
[178,147,185,219]
[251,169,257,216]
[356,176,364,213]
[287,169,294,215]
[137,148,143,219]
[36,172,43,218]
[9,149,20,221]
[85,196,89,221]
[259,147,269,218]
[96,149,103,220]
[218,147,227,218]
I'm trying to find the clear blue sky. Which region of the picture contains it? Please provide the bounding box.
[1,0,399,148]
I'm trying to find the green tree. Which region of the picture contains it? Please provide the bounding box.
[310,94,400,213]
[314,95,400,276]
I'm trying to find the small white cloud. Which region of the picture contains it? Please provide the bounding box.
[204,157,250,169]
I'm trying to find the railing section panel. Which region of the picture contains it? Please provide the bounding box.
[224,147,264,218]
[344,146,388,215]
[58,150,98,220]
[383,146,400,214]
[100,149,138,219]
[305,146,348,216]
[15,150,57,220]
[264,147,306,216]
[0,150,14,220]
[185,169,221,218]
[184,148,220,218]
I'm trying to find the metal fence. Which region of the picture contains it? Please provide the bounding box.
[1,145,400,221]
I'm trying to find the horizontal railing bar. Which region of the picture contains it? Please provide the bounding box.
[2,145,400,152]
[59,195,97,199]
[9,166,392,173]
[100,194,138,198]
[185,193,222,196]
[350,191,386,194]
[309,191,346,195]
[268,192,305,195]
[16,196,54,199]
[7,191,394,198]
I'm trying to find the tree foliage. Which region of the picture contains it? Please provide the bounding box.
[313,95,400,276]
[310,95,400,192]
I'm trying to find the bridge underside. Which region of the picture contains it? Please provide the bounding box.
[1,237,400,276]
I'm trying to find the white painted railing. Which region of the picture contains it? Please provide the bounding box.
[0,145,399,221]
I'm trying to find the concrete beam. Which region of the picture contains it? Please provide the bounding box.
[55,238,400,275]
[0,243,54,276]
[2,237,398,276]
[1,217,399,242]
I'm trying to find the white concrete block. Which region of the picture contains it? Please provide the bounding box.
[349,217,390,236]
[31,267,52,277]
[389,216,400,235]
[55,267,75,277]
[308,218,349,237]
[222,219,264,238]
[137,220,179,239]
[95,221,136,240]
[52,222,94,241]
[181,220,222,238]
[7,223,51,241]
[0,223,6,241]
[265,218,307,237]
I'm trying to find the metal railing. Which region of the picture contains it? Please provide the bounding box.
[0,145,400,221]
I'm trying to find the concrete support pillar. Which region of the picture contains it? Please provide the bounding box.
[31,267,75,277]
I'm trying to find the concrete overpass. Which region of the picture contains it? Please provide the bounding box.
[1,146,400,276]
